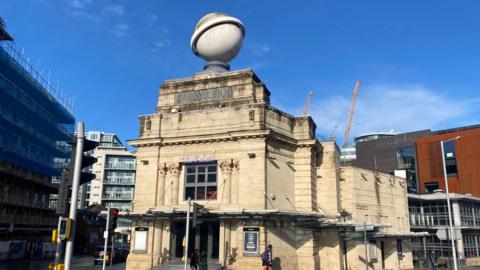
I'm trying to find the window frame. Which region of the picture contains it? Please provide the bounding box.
[184,162,218,201]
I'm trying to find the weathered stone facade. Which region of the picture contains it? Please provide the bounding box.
[126,69,414,270]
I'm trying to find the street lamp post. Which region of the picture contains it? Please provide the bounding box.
[440,136,461,270]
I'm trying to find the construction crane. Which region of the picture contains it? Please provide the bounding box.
[343,80,361,147]
[302,91,315,116]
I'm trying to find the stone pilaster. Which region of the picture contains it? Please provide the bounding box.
[220,159,233,205]
[296,230,320,270]
[294,146,317,211]
[232,160,240,206]
[168,162,180,206]
[156,163,167,206]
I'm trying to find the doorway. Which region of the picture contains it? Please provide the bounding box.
[172,221,219,261]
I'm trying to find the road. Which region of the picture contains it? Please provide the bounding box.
[0,255,126,270]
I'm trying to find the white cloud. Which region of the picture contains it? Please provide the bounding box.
[151,39,171,52]
[67,0,92,10]
[65,0,100,22]
[105,3,124,16]
[146,12,158,24]
[311,84,480,143]
[249,43,271,56]
[111,23,129,37]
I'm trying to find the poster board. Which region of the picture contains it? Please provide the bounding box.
[243,227,259,255]
[134,227,148,252]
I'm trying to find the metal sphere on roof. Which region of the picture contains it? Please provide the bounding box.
[191,13,245,71]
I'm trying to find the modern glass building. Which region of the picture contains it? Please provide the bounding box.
[409,193,480,267]
[0,19,75,250]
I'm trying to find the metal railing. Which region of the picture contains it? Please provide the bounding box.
[0,41,76,115]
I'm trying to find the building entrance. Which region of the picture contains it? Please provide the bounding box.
[172,221,220,261]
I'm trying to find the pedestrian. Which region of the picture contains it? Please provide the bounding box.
[261,244,273,270]
[190,248,199,270]
[428,250,438,270]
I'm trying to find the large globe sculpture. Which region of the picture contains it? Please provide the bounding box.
[191,13,245,71]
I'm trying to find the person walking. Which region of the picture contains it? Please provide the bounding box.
[428,250,438,270]
[190,249,199,270]
[261,244,273,270]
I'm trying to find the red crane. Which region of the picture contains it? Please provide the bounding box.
[343,80,361,146]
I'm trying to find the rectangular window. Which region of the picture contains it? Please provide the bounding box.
[395,147,416,170]
[443,140,458,176]
[184,162,218,200]
[425,182,439,193]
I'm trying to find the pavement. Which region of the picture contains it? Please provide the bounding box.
[0,255,126,270]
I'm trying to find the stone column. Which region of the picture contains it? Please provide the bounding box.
[169,163,180,206]
[156,163,167,206]
[452,201,464,259]
[219,220,231,267]
[231,160,240,206]
[152,221,163,266]
[220,160,233,205]
[207,223,213,261]
[195,226,200,250]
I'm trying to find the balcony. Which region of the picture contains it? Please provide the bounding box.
[102,194,133,201]
[104,177,135,185]
[104,164,135,170]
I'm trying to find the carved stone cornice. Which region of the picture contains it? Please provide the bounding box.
[128,138,162,147]
[162,130,269,146]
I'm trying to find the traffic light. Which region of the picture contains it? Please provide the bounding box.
[56,137,99,216]
[109,208,119,231]
[192,203,204,228]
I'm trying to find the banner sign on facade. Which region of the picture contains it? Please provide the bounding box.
[243,227,259,255]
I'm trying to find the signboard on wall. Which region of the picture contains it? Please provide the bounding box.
[175,87,233,105]
[243,227,259,255]
[134,227,148,252]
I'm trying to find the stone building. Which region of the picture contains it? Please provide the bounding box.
[125,68,416,270]
[125,12,416,270]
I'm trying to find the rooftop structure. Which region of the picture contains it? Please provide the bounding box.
[355,131,397,143]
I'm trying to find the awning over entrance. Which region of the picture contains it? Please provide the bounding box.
[369,231,430,239]
[127,208,341,227]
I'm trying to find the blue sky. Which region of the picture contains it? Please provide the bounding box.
[2,0,480,146]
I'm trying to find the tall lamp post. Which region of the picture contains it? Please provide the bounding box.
[441,136,461,270]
